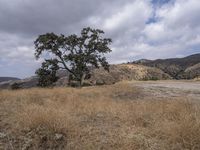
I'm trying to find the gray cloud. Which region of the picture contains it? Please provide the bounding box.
[0,0,200,78]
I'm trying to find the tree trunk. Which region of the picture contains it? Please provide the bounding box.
[68,74,72,86]
[79,73,86,88]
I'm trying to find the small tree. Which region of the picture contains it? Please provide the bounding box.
[36,59,59,87]
[34,27,112,87]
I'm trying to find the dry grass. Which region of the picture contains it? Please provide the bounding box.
[0,82,200,149]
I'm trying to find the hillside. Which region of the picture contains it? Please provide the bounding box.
[133,53,200,79]
[178,63,200,79]
[0,77,20,82]
[1,53,199,89]
[0,64,170,89]
[88,64,170,85]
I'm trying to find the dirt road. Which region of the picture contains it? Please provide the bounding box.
[132,80,200,100]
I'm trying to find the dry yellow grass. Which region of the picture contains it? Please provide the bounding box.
[0,82,200,149]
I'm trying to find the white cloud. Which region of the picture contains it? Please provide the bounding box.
[102,0,152,31]
[157,0,200,28]
[0,0,200,77]
[140,0,200,58]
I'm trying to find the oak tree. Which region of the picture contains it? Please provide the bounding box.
[35,27,112,87]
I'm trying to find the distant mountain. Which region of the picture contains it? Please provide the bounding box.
[0,77,20,83]
[0,64,171,89]
[132,53,200,79]
[1,53,199,89]
[132,59,152,64]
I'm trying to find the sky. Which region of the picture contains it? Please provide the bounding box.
[0,0,200,78]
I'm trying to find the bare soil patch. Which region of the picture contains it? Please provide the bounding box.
[133,80,200,100]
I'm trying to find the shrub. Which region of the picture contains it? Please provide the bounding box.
[11,82,21,90]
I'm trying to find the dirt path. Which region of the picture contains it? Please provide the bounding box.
[132,80,200,100]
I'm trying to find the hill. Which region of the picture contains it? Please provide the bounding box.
[51,64,171,87]
[0,64,170,89]
[1,53,199,89]
[88,64,170,85]
[0,77,20,82]
[133,53,200,79]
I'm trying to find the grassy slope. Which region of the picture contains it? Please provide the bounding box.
[0,82,200,149]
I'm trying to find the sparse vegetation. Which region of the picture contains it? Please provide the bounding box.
[10,82,22,90]
[1,82,200,149]
[134,53,200,79]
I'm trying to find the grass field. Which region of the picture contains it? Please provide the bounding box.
[0,81,200,149]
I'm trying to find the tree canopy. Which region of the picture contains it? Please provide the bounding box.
[35,27,112,87]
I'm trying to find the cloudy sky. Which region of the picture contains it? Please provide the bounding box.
[0,0,200,78]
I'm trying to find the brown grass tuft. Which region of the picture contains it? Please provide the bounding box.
[0,82,200,149]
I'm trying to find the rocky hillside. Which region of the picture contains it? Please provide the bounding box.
[55,64,171,86]
[133,53,200,79]
[0,64,171,89]
[178,63,200,79]
[88,64,171,85]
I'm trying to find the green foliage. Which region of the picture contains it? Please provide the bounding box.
[34,27,112,87]
[35,59,59,87]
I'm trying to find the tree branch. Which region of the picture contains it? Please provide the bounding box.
[58,55,76,77]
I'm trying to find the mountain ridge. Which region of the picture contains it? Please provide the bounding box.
[132,53,200,79]
[0,77,20,83]
[0,53,199,89]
